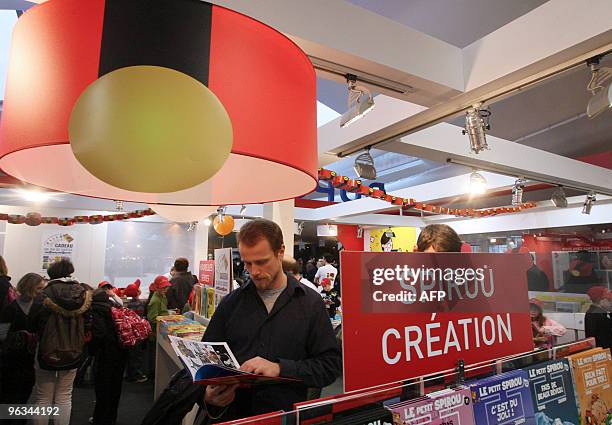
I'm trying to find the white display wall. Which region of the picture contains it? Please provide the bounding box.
[0,205,209,293]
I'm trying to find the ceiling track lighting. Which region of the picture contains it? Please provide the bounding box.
[340,74,375,128]
[469,171,487,195]
[187,221,196,231]
[462,104,491,154]
[512,179,526,206]
[239,204,247,216]
[354,147,377,180]
[216,206,226,223]
[586,55,612,119]
[582,192,596,215]
[551,186,568,208]
[115,200,124,211]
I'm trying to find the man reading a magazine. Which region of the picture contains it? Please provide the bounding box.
[199,219,341,421]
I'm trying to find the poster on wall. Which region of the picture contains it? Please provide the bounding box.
[369,227,416,252]
[214,248,232,303]
[340,251,533,392]
[199,260,215,287]
[41,231,76,274]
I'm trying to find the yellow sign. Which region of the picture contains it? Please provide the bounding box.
[369,227,417,252]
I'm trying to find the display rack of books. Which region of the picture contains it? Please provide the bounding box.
[210,338,610,425]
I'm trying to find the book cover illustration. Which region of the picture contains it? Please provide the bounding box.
[524,358,580,425]
[567,348,612,425]
[168,335,298,385]
[388,386,475,425]
[469,369,536,425]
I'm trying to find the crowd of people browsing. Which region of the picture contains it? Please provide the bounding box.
[0,222,609,425]
[0,256,198,425]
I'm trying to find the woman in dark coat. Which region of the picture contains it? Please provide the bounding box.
[0,273,46,423]
[90,288,128,425]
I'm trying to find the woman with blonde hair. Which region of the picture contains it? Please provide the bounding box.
[0,272,45,412]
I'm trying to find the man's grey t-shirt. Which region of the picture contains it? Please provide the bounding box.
[257,285,286,313]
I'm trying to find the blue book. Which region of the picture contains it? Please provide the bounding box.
[469,370,536,425]
[524,358,580,425]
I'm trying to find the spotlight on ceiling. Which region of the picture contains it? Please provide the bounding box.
[469,171,487,194]
[586,56,612,119]
[115,200,124,211]
[462,104,491,154]
[357,225,363,238]
[512,179,525,206]
[551,187,568,208]
[340,74,375,128]
[582,192,596,215]
[187,222,196,232]
[13,188,53,203]
[353,148,377,180]
[239,205,247,216]
[216,206,226,223]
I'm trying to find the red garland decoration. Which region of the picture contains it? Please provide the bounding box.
[0,209,156,226]
[318,168,537,217]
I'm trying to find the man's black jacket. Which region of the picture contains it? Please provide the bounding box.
[167,272,195,310]
[201,273,341,421]
[585,304,612,349]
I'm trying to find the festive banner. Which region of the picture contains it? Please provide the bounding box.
[318,168,537,218]
[340,251,533,392]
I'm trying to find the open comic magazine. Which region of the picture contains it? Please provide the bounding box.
[168,336,299,385]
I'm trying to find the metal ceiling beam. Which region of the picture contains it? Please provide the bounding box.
[381,123,612,197]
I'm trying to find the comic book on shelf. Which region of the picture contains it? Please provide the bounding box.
[387,386,475,425]
[524,357,580,425]
[468,369,536,425]
[567,348,612,425]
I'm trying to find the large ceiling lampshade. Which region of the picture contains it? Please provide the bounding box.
[0,0,317,205]
[149,204,219,224]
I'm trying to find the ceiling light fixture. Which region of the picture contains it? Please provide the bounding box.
[187,222,196,231]
[216,206,226,223]
[13,189,52,203]
[115,200,124,211]
[462,104,491,154]
[586,56,612,118]
[582,192,596,215]
[512,179,525,206]
[239,205,247,216]
[296,221,304,236]
[357,225,363,238]
[353,148,377,180]
[551,187,568,208]
[469,171,487,194]
[340,74,375,128]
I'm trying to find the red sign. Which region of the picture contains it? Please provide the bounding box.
[341,251,533,392]
[198,260,215,287]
